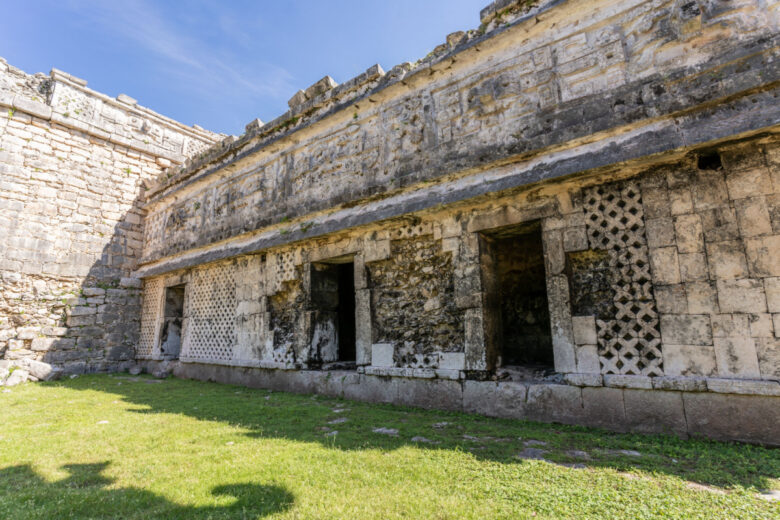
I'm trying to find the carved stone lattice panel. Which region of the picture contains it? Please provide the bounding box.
[272,347,295,366]
[583,181,663,376]
[277,251,297,282]
[182,262,237,362]
[390,222,434,240]
[137,277,164,358]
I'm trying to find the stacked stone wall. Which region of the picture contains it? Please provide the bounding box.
[137,138,779,385]
[0,58,218,383]
[137,138,780,443]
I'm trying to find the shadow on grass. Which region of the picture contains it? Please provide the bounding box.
[0,462,293,519]
[48,375,780,492]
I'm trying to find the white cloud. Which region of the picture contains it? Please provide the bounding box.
[64,0,294,110]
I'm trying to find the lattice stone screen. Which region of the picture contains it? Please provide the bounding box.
[138,277,164,358]
[583,180,663,376]
[181,262,237,363]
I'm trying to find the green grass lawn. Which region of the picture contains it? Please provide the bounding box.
[1,374,778,519]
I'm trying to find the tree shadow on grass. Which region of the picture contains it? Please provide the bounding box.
[0,462,293,520]
[46,375,780,493]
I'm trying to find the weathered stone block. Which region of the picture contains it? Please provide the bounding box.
[562,226,588,252]
[641,186,670,218]
[706,378,780,396]
[716,278,767,313]
[685,281,719,314]
[713,336,761,378]
[700,206,740,243]
[725,167,770,200]
[735,197,772,237]
[364,239,390,262]
[462,380,527,417]
[669,187,693,215]
[652,375,707,392]
[645,217,675,248]
[663,344,717,376]
[649,247,680,285]
[655,284,688,314]
[755,337,780,378]
[581,387,626,430]
[765,277,780,313]
[546,275,576,373]
[69,305,96,316]
[745,235,780,277]
[624,389,687,435]
[678,253,708,281]
[574,344,600,374]
[464,308,486,371]
[396,378,462,411]
[749,313,773,338]
[371,343,394,367]
[711,313,750,338]
[563,372,602,386]
[525,384,583,425]
[572,315,596,345]
[439,352,465,370]
[674,214,704,253]
[691,170,728,211]
[660,314,712,346]
[26,360,59,381]
[119,277,142,288]
[603,374,653,390]
[682,392,780,445]
[543,229,565,275]
[706,240,749,280]
[16,327,38,340]
[30,337,55,351]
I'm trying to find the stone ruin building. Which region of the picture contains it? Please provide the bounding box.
[1,0,779,445]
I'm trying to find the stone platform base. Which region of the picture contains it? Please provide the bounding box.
[145,361,780,446]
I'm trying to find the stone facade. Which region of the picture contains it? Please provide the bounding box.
[2,0,780,444]
[0,58,219,382]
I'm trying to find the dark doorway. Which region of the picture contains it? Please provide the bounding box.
[310,260,356,367]
[336,263,356,362]
[479,221,554,377]
[160,284,185,359]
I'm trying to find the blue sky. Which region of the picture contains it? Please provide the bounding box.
[1,1,484,135]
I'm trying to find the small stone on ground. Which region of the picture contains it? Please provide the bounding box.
[516,448,547,460]
[565,450,591,460]
[373,427,398,436]
[606,449,642,457]
[328,417,348,424]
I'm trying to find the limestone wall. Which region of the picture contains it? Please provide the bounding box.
[0,58,219,382]
[137,138,780,397]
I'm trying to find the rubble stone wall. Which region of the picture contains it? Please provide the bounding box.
[0,58,218,382]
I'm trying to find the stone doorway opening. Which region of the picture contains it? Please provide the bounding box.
[310,258,356,368]
[479,221,554,380]
[160,284,185,360]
